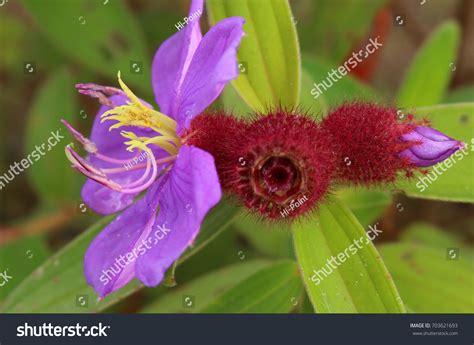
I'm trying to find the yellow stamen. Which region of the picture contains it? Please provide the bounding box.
[101,71,182,156]
[101,71,177,133]
[121,131,179,156]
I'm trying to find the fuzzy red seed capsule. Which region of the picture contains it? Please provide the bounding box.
[184,111,246,188]
[187,109,335,220]
[320,102,419,185]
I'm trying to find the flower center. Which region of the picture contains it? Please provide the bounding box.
[101,72,181,156]
[63,72,181,195]
[253,155,302,204]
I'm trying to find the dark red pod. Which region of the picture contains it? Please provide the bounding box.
[320,102,420,185]
[187,109,335,220]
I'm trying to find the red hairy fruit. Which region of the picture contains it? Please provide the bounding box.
[187,109,335,220]
[320,102,419,185]
[183,111,246,187]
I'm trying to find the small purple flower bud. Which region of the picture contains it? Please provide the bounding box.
[399,126,464,167]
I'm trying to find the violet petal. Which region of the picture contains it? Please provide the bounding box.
[174,17,245,133]
[151,0,203,117]
[83,178,166,298]
[135,145,222,286]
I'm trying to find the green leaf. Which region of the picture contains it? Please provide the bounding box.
[395,103,474,202]
[337,188,391,228]
[0,235,50,303]
[201,260,303,313]
[379,242,474,313]
[25,68,82,204]
[293,198,406,313]
[141,260,271,313]
[397,22,460,107]
[207,0,300,112]
[302,55,378,112]
[2,201,237,313]
[22,0,150,93]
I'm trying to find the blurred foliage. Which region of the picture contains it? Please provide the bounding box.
[397,22,460,107]
[25,68,83,204]
[0,235,50,302]
[293,0,386,63]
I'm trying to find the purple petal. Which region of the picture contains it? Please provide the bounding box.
[84,179,166,298]
[135,145,222,286]
[151,0,203,116]
[82,95,165,215]
[399,126,464,167]
[174,17,245,133]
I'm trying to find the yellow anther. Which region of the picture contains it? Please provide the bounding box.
[101,72,178,137]
[99,72,184,157]
[120,131,179,156]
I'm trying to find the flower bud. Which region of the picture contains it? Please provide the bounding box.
[399,126,464,167]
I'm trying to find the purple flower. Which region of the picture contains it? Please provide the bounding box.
[399,126,465,167]
[63,0,244,297]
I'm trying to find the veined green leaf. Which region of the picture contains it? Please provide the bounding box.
[379,242,474,313]
[293,198,406,313]
[2,201,237,313]
[397,22,460,107]
[25,68,82,204]
[141,260,271,313]
[22,0,150,93]
[201,260,303,313]
[395,103,474,202]
[207,0,300,112]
